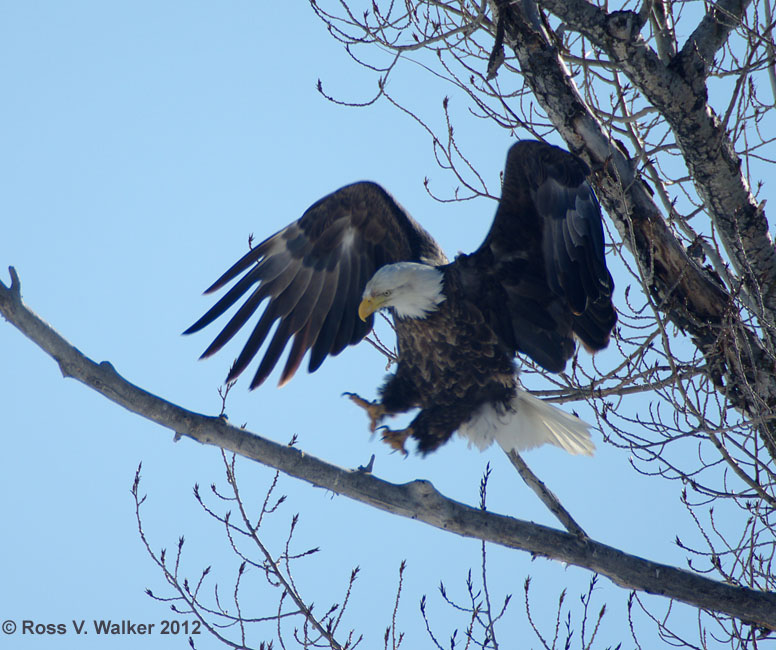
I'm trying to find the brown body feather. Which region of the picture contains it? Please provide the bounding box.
[378,269,518,453]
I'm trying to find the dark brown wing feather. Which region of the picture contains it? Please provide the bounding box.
[185,181,447,388]
[459,140,616,372]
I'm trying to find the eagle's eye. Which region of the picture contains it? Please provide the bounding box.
[382,290,392,297]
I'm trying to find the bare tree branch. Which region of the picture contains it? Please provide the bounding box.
[681,0,753,76]
[2,267,776,630]
[504,449,589,539]
[536,0,776,319]
[491,0,776,461]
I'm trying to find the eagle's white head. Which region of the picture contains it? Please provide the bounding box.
[358,262,446,320]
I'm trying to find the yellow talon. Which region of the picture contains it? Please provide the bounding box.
[378,426,412,456]
[343,392,387,432]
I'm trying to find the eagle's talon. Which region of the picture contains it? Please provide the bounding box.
[378,425,412,456]
[344,392,387,432]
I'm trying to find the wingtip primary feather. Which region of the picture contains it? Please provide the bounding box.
[202,235,281,295]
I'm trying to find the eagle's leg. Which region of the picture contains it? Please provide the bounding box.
[408,406,463,455]
[346,372,421,448]
[343,392,387,432]
[377,425,413,456]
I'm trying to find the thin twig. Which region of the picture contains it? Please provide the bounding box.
[505,450,589,539]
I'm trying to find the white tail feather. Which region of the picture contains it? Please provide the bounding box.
[457,390,595,456]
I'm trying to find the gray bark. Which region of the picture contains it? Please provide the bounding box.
[538,0,776,319]
[2,266,776,631]
[490,0,776,459]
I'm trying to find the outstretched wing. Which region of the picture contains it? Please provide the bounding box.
[461,140,616,372]
[185,182,446,388]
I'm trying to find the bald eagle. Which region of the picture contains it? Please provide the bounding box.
[186,140,616,456]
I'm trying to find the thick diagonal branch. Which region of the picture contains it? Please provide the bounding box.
[537,0,776,320]
[2,266,776,629]
[492,0,776,459]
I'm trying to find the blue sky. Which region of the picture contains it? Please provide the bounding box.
[2,2,768,649]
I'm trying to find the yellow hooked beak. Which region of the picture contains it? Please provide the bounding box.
[358,294,388,321]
